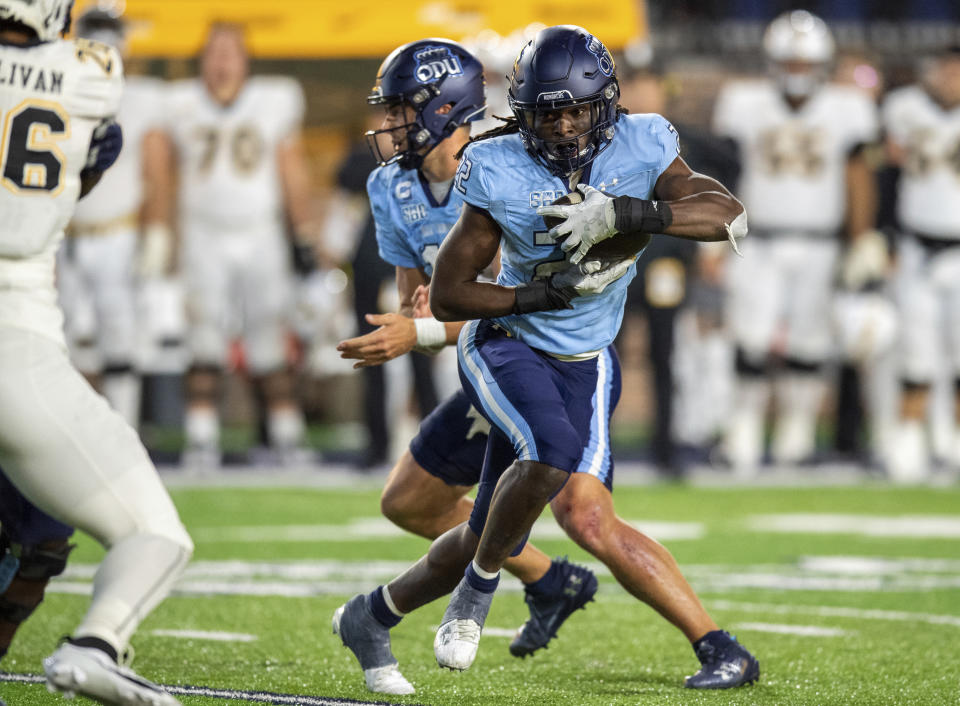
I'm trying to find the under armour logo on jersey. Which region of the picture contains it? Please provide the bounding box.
[413,46,463,84]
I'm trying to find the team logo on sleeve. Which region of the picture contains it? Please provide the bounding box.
[395,180,413,200]
[414,46,464,83]
[585,36,615,77]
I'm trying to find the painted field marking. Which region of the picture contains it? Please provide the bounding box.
[0,672,419,705]
[731,622,852,637]
[191,517,704,543]
[747,514,960,538]
[150,629,257,642]
[51,553,960,598]
[709,599,960,629]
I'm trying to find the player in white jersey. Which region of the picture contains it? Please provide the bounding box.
[0,1,193,704]
[712,10,880,473]
[57,7,168,428]
[162,23,315,467]
[883,46,960,481]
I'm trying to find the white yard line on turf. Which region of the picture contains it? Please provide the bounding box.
[748,514,960,538]
[150,629,257,642]
[0,673,416,705]
[709,599,960,629]
[189,517,704,542]
[51,554,960,597]
[731,622,852,637]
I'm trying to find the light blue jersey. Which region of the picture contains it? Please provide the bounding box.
[366,162,465,277]
[455,113,680,355]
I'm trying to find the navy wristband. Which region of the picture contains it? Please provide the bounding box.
[612,195,673,234]
[513,280,572,314]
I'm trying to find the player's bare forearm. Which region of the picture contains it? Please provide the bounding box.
[277,135,317,241]
[845,149,877,239]
[430,205,515,321]
[654,157,744,242]
[142,130,174,226]
[663,190,745,242]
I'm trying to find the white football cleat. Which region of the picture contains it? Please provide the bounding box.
[434,618,482,671]
[44,642,180,706]
[362,664,415,695]
[886,421,930,484]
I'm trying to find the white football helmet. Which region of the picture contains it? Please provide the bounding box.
[763,10,835,99]
[0,0,73,41]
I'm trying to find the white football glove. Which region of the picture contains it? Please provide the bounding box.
[551,256,636,296]
[841,230,890,291]
[137,223,173,279]
[536,183,618,265]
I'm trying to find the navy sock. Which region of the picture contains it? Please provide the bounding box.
[367,587,402,629]
[464,562,500,593]
[69,636,118,663]
[524,559,564,597]
[693,629,733,656]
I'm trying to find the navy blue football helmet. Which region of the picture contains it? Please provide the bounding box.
[508,26,620,176]
[366,38,486,170]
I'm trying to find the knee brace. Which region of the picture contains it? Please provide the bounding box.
[0,534,74,657]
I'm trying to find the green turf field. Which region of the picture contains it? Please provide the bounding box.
[2,480,959,705]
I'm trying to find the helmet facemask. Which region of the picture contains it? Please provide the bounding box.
[511,82,619,177]
[365,40,486,171]
[366,86,445,170]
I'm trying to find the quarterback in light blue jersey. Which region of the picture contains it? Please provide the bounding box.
[427,25,760,690]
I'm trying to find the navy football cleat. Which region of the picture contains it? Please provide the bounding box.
[684,631,760,689]
[509,557,598,658]
[332,595,414,695]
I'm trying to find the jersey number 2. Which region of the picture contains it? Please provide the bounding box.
[1,101,69,194]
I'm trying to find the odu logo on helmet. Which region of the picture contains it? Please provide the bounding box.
[413,46,464,83]
[585,36,615,77]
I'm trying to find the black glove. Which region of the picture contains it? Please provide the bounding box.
[291,241,316,276]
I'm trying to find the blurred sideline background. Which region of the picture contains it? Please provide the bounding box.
[64,0,960,481]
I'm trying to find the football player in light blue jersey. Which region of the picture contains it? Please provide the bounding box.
[333,38,610,696]
[425,25,759,689]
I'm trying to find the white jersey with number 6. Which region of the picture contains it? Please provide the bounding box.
[0,37,122,344]
[713,80,878,233]
[162,76,304,231]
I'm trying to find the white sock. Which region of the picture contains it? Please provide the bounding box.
[185,406,219,449]
[75,533,191,652]
[381,586,405,617]
[471,560,500,580]
[267,407,305,449]
[102,372,141,429]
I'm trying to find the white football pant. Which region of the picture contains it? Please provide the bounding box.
[0,328,193,653]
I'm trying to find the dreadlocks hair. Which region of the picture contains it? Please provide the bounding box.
[454,105,630,160]
[455,115,519,159]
